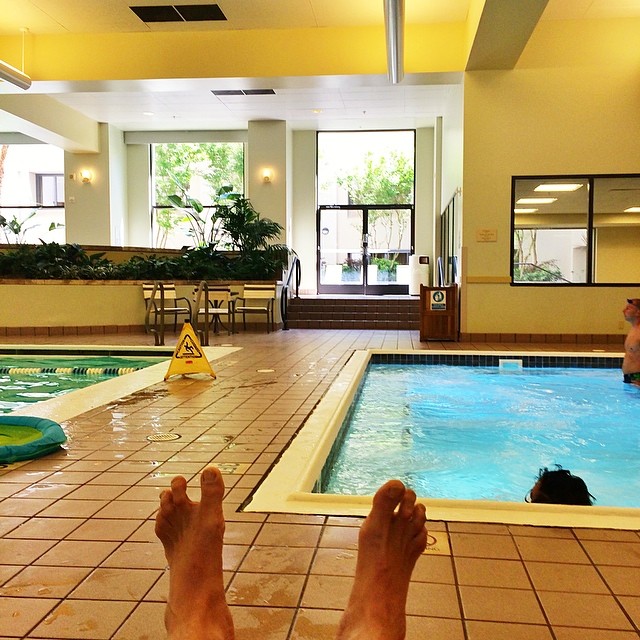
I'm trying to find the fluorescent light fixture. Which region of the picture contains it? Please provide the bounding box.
[624,206,640,213]
[384,0,404,84]
[514,208,538,214]
[534,183,583,192]
[516,197,557,205]
[0,58,31,90]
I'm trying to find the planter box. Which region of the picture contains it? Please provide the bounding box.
[0,280,281,335]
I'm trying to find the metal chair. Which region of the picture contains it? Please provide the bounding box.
[192,282,237,343]
[235,284,277,332]
[142,282,192,336]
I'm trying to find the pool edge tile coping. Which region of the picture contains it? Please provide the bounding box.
[245,348,640,530]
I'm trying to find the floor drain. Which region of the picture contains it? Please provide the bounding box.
[147,433,181,442]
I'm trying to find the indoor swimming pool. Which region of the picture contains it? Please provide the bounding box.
[321,363,639,508]
[0,355,165,413]
[247,350,638,528]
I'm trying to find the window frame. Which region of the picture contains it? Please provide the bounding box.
[510,173,640,287]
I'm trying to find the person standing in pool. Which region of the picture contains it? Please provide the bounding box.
[623,298,640,386]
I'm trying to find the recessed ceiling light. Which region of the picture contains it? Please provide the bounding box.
[516,198,557,205]
[624,206,640,212]
[514,208,538,213]
[312,109,323,114]
[143,111,154,116]
[534,183,583,192]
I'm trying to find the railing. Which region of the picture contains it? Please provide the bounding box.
[280,253,301,330]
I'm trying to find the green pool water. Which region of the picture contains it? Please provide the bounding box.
[0,355,164,414]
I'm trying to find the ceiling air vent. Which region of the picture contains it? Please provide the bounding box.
[211,89,276,96]
[130,4,227,23]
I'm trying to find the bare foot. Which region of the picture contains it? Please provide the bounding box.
[337,480,428,640]
[155,466,234,640]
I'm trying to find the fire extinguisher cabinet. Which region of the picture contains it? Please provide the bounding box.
[419,284,459,341]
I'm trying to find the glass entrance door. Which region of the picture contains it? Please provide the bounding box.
[317,205,413,295]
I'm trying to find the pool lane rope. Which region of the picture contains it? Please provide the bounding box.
[0,366,141,376]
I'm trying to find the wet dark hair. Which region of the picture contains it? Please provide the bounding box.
[533,465,595,506]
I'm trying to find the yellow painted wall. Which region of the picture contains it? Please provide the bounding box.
[462,17,640,336]
[0,24,467,82]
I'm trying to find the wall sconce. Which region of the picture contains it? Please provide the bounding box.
[261,168,273,183]
[79,169,93,184]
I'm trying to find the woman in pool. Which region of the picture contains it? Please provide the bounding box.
[526,465,595,506]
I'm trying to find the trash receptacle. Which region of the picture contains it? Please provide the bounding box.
[409,255,430,296]
[419,284,459,341]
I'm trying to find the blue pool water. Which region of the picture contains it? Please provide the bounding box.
[322,364,640,508]
[0,356,163,414]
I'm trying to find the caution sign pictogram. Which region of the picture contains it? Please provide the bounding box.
[164,321,216,380]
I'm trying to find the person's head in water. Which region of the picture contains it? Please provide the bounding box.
[526,465,594,506]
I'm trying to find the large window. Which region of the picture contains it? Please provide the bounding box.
[0,144,65,244]
[151,142,244,248]
[511,175,640,285]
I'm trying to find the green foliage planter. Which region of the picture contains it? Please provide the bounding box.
[0,243,288,281]
[0,196,290,281]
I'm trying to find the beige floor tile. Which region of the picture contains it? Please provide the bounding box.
[92,500,158,519]
[222,544,250,572]
[618,595,640,627]
[318,525,359,549]
[289,607,342,640]
[0,566,91,598]
[227,571,306,607]
[599,566,640,596]
[5,517,85,539]
[553,628,640,640]
[240,545,315,574]
[581,540,640,567]
[13,483,77,499]
[0,515,26,536]
[38,499,109,518]
[69,567,162,600]
[538,591,633,629]
[310,547,357,577]
[230,605,296,640]
[459,585,546,624]
[406,615,466,640]
[508,525,574,539]
[0,538,56,564]
[406,581,461,618]
[111,601,166,639]
[65,484,127,500]
[301,574,351,610]
[101,541,167,570]
[525,561,609,593]
[454,557,530,589]
[412,554,456,584]
[0,497,54,517]
[514,536,591,564]
[34,540,119,568]
[0,596,58,636]
[449,532,520,560]
[465,620,553,639]
[224,520,262,545]
[31,599,136,639]
[254,522,323,547]
[0,564,22,584]
[573,528,640,542]
[65,518,143,541]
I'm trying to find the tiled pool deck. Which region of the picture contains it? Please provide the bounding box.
[1,329,639,640]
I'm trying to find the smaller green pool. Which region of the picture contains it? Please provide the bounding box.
[0,355,164,414]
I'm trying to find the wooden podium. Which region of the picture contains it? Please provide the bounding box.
[419,284,459,341]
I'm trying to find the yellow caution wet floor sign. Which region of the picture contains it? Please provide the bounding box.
[164,322,216,380]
